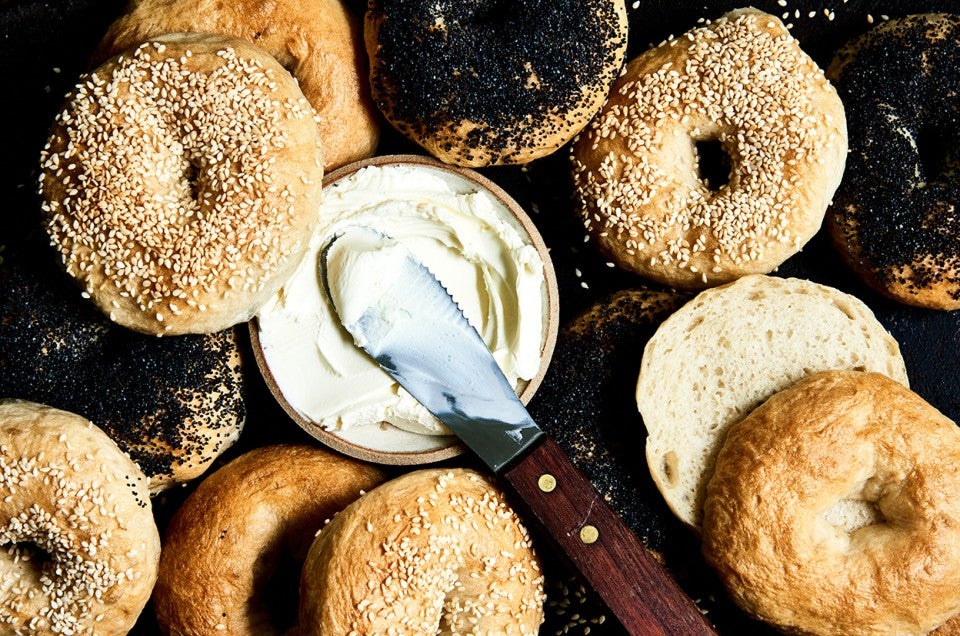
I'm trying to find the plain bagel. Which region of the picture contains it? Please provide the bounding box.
[637,275,908,530]
[39,33,325,335]
[152,444,386,635]
[702,371,960,636]
[572,9,847,288]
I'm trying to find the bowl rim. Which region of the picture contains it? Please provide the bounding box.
[250,153,559,466]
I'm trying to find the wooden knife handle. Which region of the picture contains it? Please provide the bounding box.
[501,436,717,636]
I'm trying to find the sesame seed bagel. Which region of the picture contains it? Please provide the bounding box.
[828,14,960,310]
[365,0,628,167]
[702,371,960,636]
[94,0,378,171]
[637,275,908,530]
[0,399,160,635]
[0,237,245,494]
[39,33,325,336]
[153,444,385,635]
[572,9,847,288]
[300,468,545,634]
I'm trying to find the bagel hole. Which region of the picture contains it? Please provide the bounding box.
[252,550,301,632]
[2,540,53,569]
[694,139,732,192]
[822,499,885,534]
[184,160,203,202]
[916,125,954,186]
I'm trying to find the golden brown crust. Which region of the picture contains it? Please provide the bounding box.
[40,34,325,335]
[702,371,960,635]
[0,400,160,635]
[95,0,379,170]
[365,0,627,167]
[572,9,847,289]
[637,275,908,531]
[300,468,545,634]
[152,444,386,635]
[934,613,960,636]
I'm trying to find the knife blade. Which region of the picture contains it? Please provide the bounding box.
[321,227,717,636]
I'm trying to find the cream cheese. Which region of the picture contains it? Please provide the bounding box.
[256,163,547,444]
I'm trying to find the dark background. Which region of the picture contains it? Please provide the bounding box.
[2,0,959,634]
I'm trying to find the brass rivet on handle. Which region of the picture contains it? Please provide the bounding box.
[537,474,557,493]
[580,525,599,544]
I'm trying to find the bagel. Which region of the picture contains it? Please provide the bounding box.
[300,468,545,634]
[152,444,386,635]
[94,0,378,170]
[637,275,909,530]
[702,371,960,635]
[365,0,628,166]
[0,236,245,494]
[528,288,688,542]
[39,33,325,335]
[828,14,960,310]
[0,399,160,635]
[572,9,847,288]
[935,615,960,635]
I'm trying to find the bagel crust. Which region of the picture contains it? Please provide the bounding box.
[153,445,386,635]
[637,275,908,530]
[0,400,160,635]
[0,238,246,493]
[95,0,378,170]
[572,9,847,288]
[702,371,960,636]
[40,33,325,335]
[828,14,960,310]
[366,0,628,166]
[300,468,545,634]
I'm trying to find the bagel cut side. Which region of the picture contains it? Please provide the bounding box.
[636,275,908,530]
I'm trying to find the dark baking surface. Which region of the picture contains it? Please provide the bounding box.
[2,0,959,634]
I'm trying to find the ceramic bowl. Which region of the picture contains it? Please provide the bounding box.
[250,154,559,465]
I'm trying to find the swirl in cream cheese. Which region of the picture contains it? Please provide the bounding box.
[256,163,547,443]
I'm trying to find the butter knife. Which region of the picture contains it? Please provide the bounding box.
[322,227,716,636]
